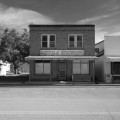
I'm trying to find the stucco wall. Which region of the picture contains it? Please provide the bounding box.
[104,36,120,56]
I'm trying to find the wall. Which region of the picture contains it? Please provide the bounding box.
[95,55,105,82]
[104,36,120,56]
[18,63,29,73]
[30,25,95,56]
[95,41,104,53]
[29,25,95,82]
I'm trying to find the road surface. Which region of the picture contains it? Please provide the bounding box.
[0,86,120,120]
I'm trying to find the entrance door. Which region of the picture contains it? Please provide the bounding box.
[58,60,66,80]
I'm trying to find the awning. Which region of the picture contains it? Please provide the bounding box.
[26,56,97,60]
[107,56,120,62]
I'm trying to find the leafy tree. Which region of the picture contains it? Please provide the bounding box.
[0,28,29,74]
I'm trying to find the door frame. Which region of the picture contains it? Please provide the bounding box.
[57,60,67,80]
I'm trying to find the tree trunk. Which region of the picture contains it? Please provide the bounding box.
[14,67,17,74]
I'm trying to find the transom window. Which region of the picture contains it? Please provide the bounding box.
[41,34,56,48]
[68,34,83,48]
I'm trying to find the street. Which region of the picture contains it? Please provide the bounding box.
[0,86,120,120]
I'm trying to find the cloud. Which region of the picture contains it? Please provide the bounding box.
[0,3,55,29]
[76,14,110,24]
[100,0,120,11]
[76,11,120,43]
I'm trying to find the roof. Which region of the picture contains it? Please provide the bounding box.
[26,56,97,60]
[29,24,95,28]
[95,40,104,45]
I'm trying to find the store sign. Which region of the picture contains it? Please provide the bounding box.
[40,50,84,56]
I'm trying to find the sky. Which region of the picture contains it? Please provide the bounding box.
[0,0,120,43]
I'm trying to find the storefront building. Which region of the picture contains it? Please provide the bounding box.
[95,36,120,83]
[26,24,97,83]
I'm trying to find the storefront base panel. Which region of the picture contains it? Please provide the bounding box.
[72,75,92,82]
[112,75,120,83]
[30,75,93,83]
[30,75,50,82]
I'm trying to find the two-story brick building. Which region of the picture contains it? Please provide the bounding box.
[26,24,97,84]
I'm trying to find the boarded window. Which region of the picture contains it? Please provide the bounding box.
[35,61,50,74]
[35,62,43,74]
[73,60,80,74]
[81,63,89,74]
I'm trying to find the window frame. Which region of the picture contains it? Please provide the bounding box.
[68,34,83,48]
[41,34,56,48]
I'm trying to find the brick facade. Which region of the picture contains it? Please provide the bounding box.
[28,24,96,83]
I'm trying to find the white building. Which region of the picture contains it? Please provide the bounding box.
[0,60,10,76]
[95,36,120,83]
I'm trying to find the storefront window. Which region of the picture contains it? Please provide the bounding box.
[35,60,50,74]
[112,62,120,74]
[73,60,89,74]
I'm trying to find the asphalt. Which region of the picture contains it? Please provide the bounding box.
[0,86,120,120]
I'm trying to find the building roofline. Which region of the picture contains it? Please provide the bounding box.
[29,24,95,28]
[95,40,104,45]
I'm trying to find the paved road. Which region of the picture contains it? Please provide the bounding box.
[0,86,120,120]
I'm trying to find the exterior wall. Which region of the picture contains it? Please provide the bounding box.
[51,60,57,81]
[104,36,120,83]
[95,55,105,82]
[66,60,72,81]
[18,63,29,73]
[30,25,95,56]
[29,25,95,82]
[104,36,120,56]
[95,41,104,53]
[104,60,112,83]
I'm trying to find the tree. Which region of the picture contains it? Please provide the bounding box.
[0,28,29,74]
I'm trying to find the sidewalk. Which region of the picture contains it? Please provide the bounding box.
[0,81,120,86]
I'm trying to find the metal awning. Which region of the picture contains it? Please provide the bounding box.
[26,56,97,60]
[107,56,120,62]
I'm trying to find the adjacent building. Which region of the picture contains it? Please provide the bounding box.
[95,36,120,83]
[26,24,97,83]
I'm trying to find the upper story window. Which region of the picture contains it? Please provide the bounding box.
[41,34,56,48]
[68,34,83,48]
